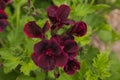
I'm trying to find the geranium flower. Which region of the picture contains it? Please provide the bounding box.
[70,21,87,37]
[64,59,80,75]
[0,19,8,32]
[51,35,78,59]
[0,0,12,9]
[46,4,74,29]
[0,9,8,32]
[24,21,50,38]
[0,9,8,19]
[32,39,68,71]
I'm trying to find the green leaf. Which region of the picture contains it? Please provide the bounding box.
[52,0,70,6]
[20,60,38,75]
[0,67,18,80]
[0,49,20,73]
[16,75,35,80]
[35,70,45,80]
[4,59,20,73]
[86,70,98,80]
[93,4,110,10]
[57,72,73,80]
[92,52,111,79]
[74,4,94,17]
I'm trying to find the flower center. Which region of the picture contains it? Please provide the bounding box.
[45,49,54,57]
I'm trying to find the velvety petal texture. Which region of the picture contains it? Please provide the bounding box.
[32,39,68,71]
[0,0,12,9]
[37,54,55,71]
[0,0,6,9]
[0,9,8,19]
[64,59,80,75]
[24,21,50,38]
[47,4,73,29]
[70,21,87,37]
[55,52,68,67]
[24,21,44,38]
[46,5,58,24]
[26,4,87,76]
[0,19,8,32]
[31,52,40,66]
[64,40,78,53]
[0,9,8,32]
[42,21,50,33]
[56,4,70,20]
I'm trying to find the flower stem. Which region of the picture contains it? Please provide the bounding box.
[45,71,48,80]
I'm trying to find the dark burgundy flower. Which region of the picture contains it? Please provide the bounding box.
[0,9,8,19]
[24,21,50,38]
[46,4,74,29]
[42,21,50,33]
[4,0,12,3]
[70,21,87,37]
[63,40,78,59]
[62,34,74,41]
[0,19,8,32]
[0,0,12,9]
[32,39,68,71]
[51,35,78,59]
[64,59,80,75]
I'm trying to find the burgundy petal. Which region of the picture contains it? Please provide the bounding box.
[55,52,68,67]
[24,21,44,38]
[62,34,74,41]
[49,39,62,55]
[64,59,80,75]
[4,0,12,3]
[68,52,77,59]
[64,40,78,53]
[0,0,6,9]
[51,22,63,30]
[34,40,49,54]
[31,52,40,66]
[37,54,55,71]
[46,5,58,23]
[0,19,8,32]
[71,21,87,37]
[51,35,63,45]
[62,19,75,26]
[56,4,70,20]
[0,9,8,19]
[42,21,50,33]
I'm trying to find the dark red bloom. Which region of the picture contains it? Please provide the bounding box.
[51,35,78,59]
[24,21,50,38]
[64,59,80,75]
[0,9,8,19]
[46,4,74,29]
[0,19,8,32]
[32,39,68,71]
[63,40,78,59]
[0,0,11,9]
[70,21,87,37]
[0,9,8,32]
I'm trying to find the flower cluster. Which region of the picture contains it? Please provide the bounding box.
[0,0,11,32]
[24,4,87,75]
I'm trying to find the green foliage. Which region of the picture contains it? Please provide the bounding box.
[86,52,111,80]
[0,67,18,80]
[0,0,120,80]
[16,75,35,80]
